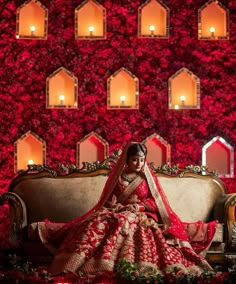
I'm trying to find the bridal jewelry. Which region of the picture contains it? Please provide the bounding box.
[121,171,138,183]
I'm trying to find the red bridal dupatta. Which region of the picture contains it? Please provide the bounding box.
[39,142,217,257]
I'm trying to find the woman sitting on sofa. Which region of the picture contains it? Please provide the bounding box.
[38,142,217,279]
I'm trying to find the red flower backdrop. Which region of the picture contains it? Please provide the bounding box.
[0,0,235,248]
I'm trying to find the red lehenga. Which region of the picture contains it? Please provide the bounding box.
[38,144,217,278]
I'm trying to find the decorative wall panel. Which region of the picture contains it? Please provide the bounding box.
[46,67,78,108]
[202,136,234,178]
[198,0,229,40]
[168,68,200,109]
[107,68,139,109]
[143,133,171,166]
[75,0,106,39]
[16,0,48,39]
[138,0,169,38]
[77,132,109,168]
[14,131,46,172]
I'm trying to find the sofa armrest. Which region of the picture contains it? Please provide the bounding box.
[0,192,27,248]
[214,193,236,251]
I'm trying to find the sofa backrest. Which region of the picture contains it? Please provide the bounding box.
[158,176,223,222]
[13,175,108,223]
[11,171,225,224]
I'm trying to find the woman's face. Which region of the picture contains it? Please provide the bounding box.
[127,154,145,173]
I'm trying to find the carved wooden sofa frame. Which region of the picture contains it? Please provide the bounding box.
[1,151,236,265]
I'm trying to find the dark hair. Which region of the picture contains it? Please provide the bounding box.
[126,143,147,162]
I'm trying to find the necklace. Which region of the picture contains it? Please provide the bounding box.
[121,171,138,183]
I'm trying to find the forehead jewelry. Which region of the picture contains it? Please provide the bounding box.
[137,151,145,157]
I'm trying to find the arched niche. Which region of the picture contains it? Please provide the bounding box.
[143,133,171,166]
[75,0,106,39]
[168,67,200,110]
[138,0,169,38]
[107,67,139,109]
[16,0,48,39]
[14,131,46,172]
[46,67,78,109]
[202,136,234,178]
[77,132,109,168]
[198,0,229,40]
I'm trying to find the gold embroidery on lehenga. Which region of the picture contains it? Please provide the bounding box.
[117,176,143,203]
[144,165,171,227]
[44,143,214,278]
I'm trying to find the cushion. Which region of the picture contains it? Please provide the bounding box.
[158,177,223,222]
[15,176,108,223]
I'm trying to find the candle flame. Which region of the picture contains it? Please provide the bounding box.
[28,159,34,165]
[149,25,155,31]
[209,27,215,33]
[120,95,126,102]
[30,26,36,32]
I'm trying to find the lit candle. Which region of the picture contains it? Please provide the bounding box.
[180,95,186,105]
[89,26,94,36]
[149,25,155,36]
[209,27,215,38]
[174,104,179,110]
[28,159,34,165]
[30,25,36,36]
[59,95,65,105]
[120,95,126,105]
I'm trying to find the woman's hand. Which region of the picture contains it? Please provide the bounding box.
[106,194,118,208]
[115,203,145,213]
[119,204,139,213]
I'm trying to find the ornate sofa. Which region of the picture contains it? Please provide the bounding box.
[1,150,236,265]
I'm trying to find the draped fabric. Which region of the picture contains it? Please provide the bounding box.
[38,142,217,277]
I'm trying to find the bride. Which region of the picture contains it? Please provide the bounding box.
[38,142,217,279]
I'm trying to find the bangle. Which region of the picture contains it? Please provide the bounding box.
[138,204,145,212]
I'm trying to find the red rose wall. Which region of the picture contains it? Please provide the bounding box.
[0,0,235,248]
